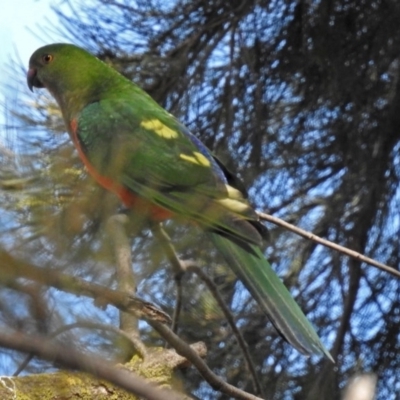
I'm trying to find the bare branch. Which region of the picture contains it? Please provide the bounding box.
[258,212,400,279]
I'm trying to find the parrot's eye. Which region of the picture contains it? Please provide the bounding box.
[42,54,54,64]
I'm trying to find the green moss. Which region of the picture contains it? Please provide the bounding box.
[0,351,178,400]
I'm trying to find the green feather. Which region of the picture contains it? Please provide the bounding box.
[209,233,334,361]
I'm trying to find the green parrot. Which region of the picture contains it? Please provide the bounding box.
[27,43,332,360]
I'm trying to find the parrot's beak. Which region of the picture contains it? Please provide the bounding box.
[27,68,44,91]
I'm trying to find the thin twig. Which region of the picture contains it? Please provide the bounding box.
[150,321,263,400]
[151,224,184,334]
[184,262,265,398]
[51,322,147,358]
[258,212,400,279]
[10,282,51,377]
[152,224,184,276]
[171,281,183,334]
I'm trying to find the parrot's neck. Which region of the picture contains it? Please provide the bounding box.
[47,56,131,122]
[49,87,85,122]
[52,77,126,123]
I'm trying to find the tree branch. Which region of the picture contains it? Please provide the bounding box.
[0,249,171,324]
[258,212,400,279]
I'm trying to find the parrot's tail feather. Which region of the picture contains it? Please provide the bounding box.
[208,228,258,256]
[208,233,334,361]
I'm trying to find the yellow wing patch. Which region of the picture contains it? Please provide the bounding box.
[140,119,179,139]
[179,151,211,167]
[216,198,250,214]
[226,185,244,200]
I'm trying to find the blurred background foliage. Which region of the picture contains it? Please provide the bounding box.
[1,0,399,399]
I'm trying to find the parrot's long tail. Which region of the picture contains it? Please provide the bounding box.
[208,233,333,361]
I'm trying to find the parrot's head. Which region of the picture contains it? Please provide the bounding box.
[28,43,85,92]
[27,43,122,116]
